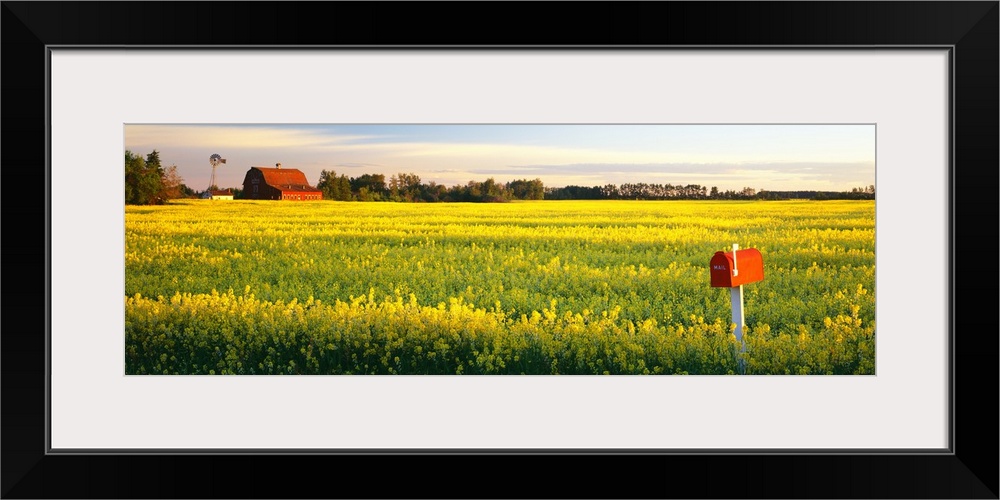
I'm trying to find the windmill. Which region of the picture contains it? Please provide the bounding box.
[208,153,226,191]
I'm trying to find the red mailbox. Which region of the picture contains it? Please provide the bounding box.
[710,248,764,287]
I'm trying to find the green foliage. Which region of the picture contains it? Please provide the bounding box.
[317,170,353,201]
[125,149,187,205]
[350,173,387,199]
[124,150,162,205]
[507,178,545,200]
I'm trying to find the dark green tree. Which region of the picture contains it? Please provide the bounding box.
[317,170,353,200]
[125,150,163,205]
[145,150,162,171]
[350,173,387,199]
[125,150,187,204]
[506,179,532,199]
[389,172,423,201]
[480,177,505,201]
[525,178,544,200]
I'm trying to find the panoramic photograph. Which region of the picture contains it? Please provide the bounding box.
[124,124,875,375]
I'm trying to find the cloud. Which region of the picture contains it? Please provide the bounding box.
[125,125,375,151]
[459,158,866,184]
[335,162,383,169]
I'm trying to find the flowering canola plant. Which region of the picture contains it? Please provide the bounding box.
[125,199,875,375]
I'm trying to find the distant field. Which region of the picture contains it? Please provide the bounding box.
[125,199,875,375]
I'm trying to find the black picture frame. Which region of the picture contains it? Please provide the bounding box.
[3,2,997,498]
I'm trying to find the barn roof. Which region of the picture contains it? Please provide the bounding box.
[252,167,322,193]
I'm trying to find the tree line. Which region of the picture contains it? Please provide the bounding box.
[545,183,876,201]
[125,150,874,205]
[316,171,545,202]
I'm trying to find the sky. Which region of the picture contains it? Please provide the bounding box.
[124,124,875,192]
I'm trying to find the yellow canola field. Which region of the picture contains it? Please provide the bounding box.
[125,199,875,375]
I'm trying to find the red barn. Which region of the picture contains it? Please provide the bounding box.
[242,163,323,200]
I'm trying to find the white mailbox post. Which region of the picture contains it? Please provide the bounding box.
[709,243,765,372]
